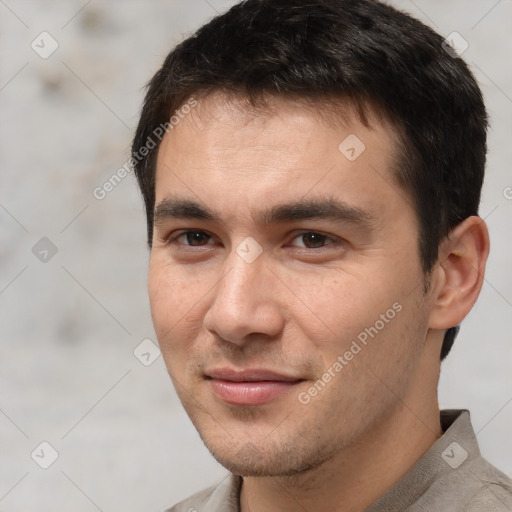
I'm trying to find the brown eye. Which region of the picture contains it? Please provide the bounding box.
[170,230,212,246]
[184,231,210,246]
[290,231,336,249]
[302,232,328,248]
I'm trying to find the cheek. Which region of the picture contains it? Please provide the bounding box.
[148,261,209,351]
[289,270,395,347]
[291,264,420,377]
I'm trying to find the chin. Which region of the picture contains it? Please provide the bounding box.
[201,433,330,477]
[212,452,311,477]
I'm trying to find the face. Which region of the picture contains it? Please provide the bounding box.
[149,92,432,477]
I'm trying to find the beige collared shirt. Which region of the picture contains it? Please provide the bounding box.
[165,410,512,511]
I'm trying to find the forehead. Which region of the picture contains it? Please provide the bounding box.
[161,91,397,150]
[154,91,409,224]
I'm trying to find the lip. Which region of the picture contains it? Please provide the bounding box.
[206,367,302,382]
[205,367,304,406]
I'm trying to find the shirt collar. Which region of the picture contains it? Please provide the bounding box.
[365,409,479,511]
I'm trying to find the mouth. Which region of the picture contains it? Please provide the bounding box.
[205,367,305,406]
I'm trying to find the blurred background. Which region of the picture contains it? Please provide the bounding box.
[0,0,511,510]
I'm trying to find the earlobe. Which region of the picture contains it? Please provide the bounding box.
[428,216,490,330]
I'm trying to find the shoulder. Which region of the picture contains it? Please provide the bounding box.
[163,484,217,512]
[460,459,512,511]
[163,474,241,512]
[432,410,512,511]
[422,455,512,511]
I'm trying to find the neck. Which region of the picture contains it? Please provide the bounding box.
[240,344,443,512]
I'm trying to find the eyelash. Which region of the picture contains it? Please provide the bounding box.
[165,230,341,250]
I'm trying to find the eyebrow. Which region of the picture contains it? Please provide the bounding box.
[153,196,376,230]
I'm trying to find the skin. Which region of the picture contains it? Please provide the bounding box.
[148,91,489,511]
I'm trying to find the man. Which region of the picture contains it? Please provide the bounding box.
[132,0,512,510]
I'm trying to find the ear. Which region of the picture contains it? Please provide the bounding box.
[428,216,490,330]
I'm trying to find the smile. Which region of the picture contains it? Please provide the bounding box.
[205,368,304,406]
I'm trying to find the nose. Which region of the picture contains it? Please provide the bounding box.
[203,246,285,346]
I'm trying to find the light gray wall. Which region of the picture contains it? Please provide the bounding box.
[1,1,510,510]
